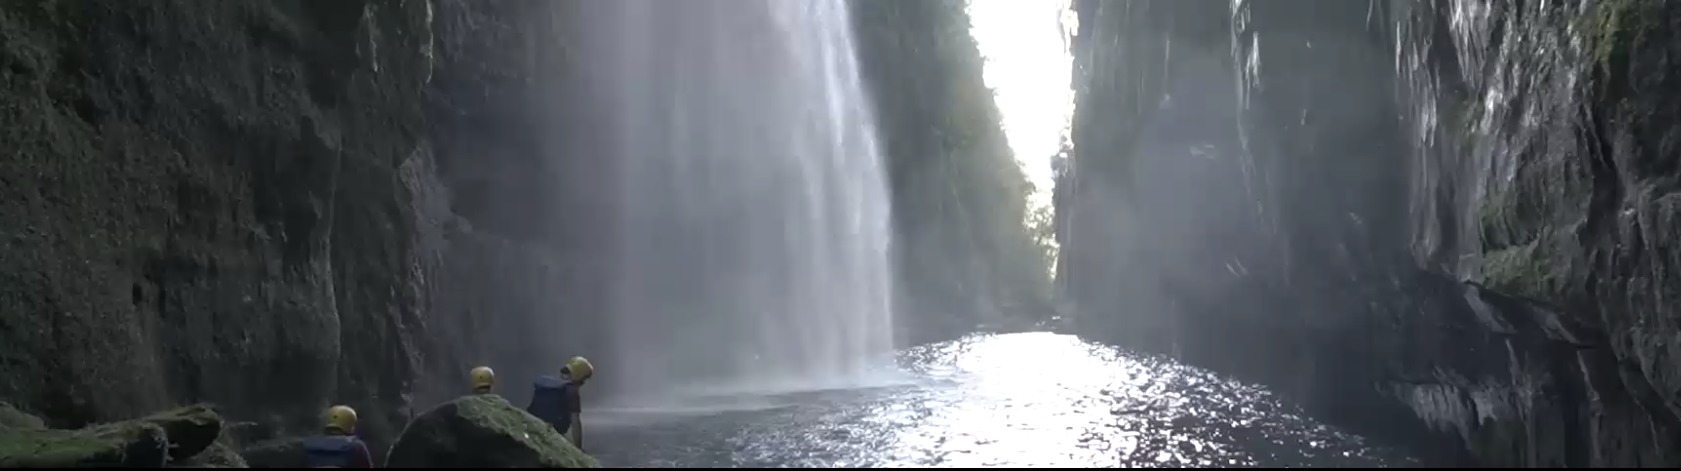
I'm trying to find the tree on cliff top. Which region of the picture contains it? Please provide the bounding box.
[850,0,1055,343]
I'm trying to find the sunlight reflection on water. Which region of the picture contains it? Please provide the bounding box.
[591,332,1420,468]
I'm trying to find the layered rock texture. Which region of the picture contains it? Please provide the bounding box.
[1058,0,1681,466]
[0,0,436,451]
[0,0,607,455]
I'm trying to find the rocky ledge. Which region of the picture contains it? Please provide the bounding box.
[0,402,239,468]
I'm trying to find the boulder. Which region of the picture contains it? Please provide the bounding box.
[238,437,305,468]
[386,394,596,468]
[0,402,44,431]
[140,404,224,462]
[169,441,249,468]
[0,403,231,468]
[0,419,170,468]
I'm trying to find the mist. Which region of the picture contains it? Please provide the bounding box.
[10,0,1674,466]
[419,0,904,407]
[580,0,897,401]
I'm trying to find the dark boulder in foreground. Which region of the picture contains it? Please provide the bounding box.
[169,441,249,468]
[0,402,235,468]
[387,395,597,468]
[141,405,224,462]
[238,437,305,468]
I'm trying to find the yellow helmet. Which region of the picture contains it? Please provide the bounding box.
[470,366,496,392]
[563,356,595,382]
[325,405,358,434]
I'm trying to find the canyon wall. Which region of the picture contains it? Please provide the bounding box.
[1058,0,1681,466]
[0,0,437,450]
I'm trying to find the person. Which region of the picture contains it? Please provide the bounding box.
[470,366,496,394]
[527,356,594,451]
[303,405,375,468]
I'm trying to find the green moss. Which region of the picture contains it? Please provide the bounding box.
[1581,0,1659,82]
[454,395,597,468]
[1478,185,1523,251]
[1481,238,1569,303]
[0,421,168,468]
[0,404,228,468]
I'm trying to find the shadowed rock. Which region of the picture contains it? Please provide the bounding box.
[140,404,223,462]
[387,394,596,468]
[238,437,305,468]
[168,440,249,468]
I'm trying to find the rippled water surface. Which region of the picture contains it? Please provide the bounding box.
[590,332,1421,468]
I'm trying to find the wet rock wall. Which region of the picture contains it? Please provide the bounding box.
[1059,0,1681,466]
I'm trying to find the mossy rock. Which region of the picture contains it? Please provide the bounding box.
[0,403,229,468]
[1480,235,1578,305]
[0,402,45,431]
[0,420,170,468]
[1582,0,1661,73]
[141,404,224,462]
[387,394,597,468]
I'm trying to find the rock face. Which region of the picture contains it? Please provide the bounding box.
[0,0,609,455]
[386,394,596,468]
[0,0,436,451]
[411,0,619,406]
[1059,0,1681,466]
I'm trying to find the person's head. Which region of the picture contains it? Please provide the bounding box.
[562,356,595,386]
[324,405,358,435]
[470,366,496,393]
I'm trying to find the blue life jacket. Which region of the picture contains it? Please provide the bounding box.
[303,434,359,468]
[527,374,572,432]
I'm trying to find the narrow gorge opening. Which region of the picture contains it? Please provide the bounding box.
[967,0,1078,282]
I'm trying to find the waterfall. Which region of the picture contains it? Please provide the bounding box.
[577,0,896,398]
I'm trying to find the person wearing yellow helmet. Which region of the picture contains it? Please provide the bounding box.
[470,366,496,394]
[527,356,595,451]
[303,405,375,468]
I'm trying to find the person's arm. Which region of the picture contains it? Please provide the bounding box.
[570,414,584,451]
[351,440,376,468]
[565,386,584,451]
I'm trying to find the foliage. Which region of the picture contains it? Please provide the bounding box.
[850,0,1055,344]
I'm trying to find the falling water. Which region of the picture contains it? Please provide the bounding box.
[580,0,895,399]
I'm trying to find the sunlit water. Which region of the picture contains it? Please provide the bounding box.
[589,332,1422,468]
